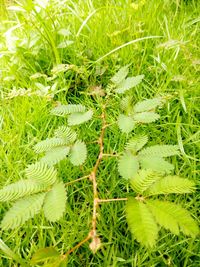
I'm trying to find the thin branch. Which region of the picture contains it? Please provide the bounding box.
[90,106,107,234]
[65,235,92,256]
[65,175,90,186]
[65,106,107,255]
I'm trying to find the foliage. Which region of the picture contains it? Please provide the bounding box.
[0,62,199,266]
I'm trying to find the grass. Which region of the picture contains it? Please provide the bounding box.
[0,0,200,266]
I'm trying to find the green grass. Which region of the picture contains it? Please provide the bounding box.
[0,0,200,266]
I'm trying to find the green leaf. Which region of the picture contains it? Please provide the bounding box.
[0,180,46,202]
[42,257,68,267]
[25,163,57,186]
[34,137,69,153]
[68,110,93,126]
[1,193,46,229]
[54,126,77,143]
[145,176,196,196]
[115,75,144,94]
[120,96,134,112]
[118,153,139,179]
[126,198,158,247]
[31,247,60,264]
[51,104,86,116]
[40,146,70,166]
[118,114,136,133]
[43,182,66,222]
[134,97,164,113]
[133,112,160,123]
[139,156,174,173]
[130,170,161,194]
[69,140,87,166]
[147,200,199,237]
[139,145,179,158]
[111,65,129,84]
[125,134,148,153]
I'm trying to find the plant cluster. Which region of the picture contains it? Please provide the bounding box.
[0,66,198,266]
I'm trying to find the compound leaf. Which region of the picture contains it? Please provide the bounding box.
[115,75,144,94]
[120,96,134,112]
[111,65,129,84]
[54,126,77,143]
[34,137,68,153]
[139,145,179,158]
[118,153,139,179]
[43,182,66,222]
[40,146,70,166]
[147,200,199,237]
[118,114,136,133]
[134,97,164,113]
[125,134,148,153]
[51,104,86,116]
[139,156,174,173]
[25,163,58,186]
[0,180,46,202]
[130,170,161,194]
[126,198,158,247]
[133,112,160,123]
[68,110,93,126]
[145,176,196,196]
[1,193,46,229]
[69,140,87,166]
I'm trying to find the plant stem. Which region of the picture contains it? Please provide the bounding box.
[90,107,106,234]
[65,235,92,256]
[65,175,90,186]
[64,106,107,255]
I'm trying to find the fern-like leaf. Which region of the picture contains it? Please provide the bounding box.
[25,163,57,186]
[147,200,199,237]
[133,112,160,123]
[69,140,87,166]
[115,75,144,94]
[130,170,161,194]
[118,114,136,133]
[68,110,93,126]
[120,96,134,112]
[134,97,164,113]
[126,198,158,247]
[1,193,46,229]
[51,104,86,116]
[54,126,77,143]
[139,156,174,173]
[34,137,68,153]
[0,180,46,202]
[118,153,139,179]
[111,65,129,84]
[125,134,148,153]
[40,146,70,166]
[139,145,179,158]
[43,182,66,222]
[145,176,196,196]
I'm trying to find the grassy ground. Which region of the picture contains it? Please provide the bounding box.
[0,0,200,266]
